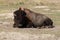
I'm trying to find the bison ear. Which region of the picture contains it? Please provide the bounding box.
[19,7,21,10]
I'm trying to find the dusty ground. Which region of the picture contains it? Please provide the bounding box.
[0,13,60,40]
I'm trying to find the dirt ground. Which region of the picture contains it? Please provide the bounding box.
[0,13,60,40]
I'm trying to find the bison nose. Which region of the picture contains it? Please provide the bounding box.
[18,24,22,26]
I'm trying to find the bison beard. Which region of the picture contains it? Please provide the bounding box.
[13,8,33,28]
[20,7,54,28]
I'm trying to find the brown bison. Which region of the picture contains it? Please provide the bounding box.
[13,8,33,28]
[20,7,54,28]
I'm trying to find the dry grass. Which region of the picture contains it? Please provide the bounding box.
[0,31,58,40]
[0,0,60,40]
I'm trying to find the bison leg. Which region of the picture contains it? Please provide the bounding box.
[48,25,54,28]
[26,22,34,28]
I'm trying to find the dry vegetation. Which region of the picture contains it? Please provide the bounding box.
[0,0,60,40]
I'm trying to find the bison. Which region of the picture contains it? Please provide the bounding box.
[20,7,54,28]
[13,8,33,28]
